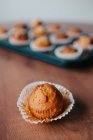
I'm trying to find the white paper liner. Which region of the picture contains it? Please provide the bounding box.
[54,46,83,60]
[73,41,93,51]
[17,81,75,124]
[30,42,54,52]
[50,35,73,44]
[9,37,31,45]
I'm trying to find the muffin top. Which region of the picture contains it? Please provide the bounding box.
[13,23,27,30]
[31,20,43,27]
[11,32,29,41]
[0,27,7,34]
[55,32,69,40]
[34,36,52,47]
[67,27,82,34]
[60,46,78,54]
[33,26,46,37]
[77,36,93,47]
[29,83,63,113]
[48,24,61,33]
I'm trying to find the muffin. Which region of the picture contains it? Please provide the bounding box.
[74,36,93,49]
[32,26,47,38]
[55,32,68,40]
[12,23,27,32]
[47,24,61,33]
[0,27,8,39]
[9,31,30,45]
[17,81,75,123]
[55,45,83,60]
[60,46,78,53]
[31,20,43,28]
[50,32,72,44]
[67,27,82,38]
[30,36,53,52]
[29,83,63,120]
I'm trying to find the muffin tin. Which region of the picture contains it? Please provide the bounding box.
[0,23,93,67]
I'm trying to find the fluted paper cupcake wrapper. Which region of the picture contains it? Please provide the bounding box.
[9,37,31,45]
[30,42,54,52]
[17,81,75,124]
[73,41,93,51]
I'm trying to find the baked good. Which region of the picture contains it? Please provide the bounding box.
[55,32,69,40]
[17,81,75,123]
[9,31,30,45]
[76,36,93,48]
[32,26,47,37]
[29,83,63,120]
[31,20,43,28]
[11,32,29,41]
[12,23,27,31]
[48,24,61,33]
[55,45,83,60]
[33,36,51,47]
[0,27,8,39]
[31,36,53,52]
[60,46,78,53]
[50,32,72,44]
[67,27,82,37]
[0,27,7,34]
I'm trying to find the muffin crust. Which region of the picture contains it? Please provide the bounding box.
[29,84,63,120]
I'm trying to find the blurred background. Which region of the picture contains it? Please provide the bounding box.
[0,0,93,23]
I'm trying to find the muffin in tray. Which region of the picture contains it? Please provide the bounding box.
[30,36,54,52]
[67,27,82,38]
[9,31,30,45]
[30,26,47,38]
[47,24,61,34]
[50,32,73,44]
[54,45,83,60]
[0,27,8,40]
[73,36,93,50]
[11,23,28,32]
[30,20,43,28]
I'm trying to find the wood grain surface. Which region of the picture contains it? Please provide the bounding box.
[0,23,93,140]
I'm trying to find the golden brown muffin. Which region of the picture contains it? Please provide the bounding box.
[60,46,78,54]
[11,32,29,41]
[13,23,27,31]
[33,36,52,48]
[67,27,82,36]
[55,32,69,40]
[77,36,93,48]
[29,84,63,120]
[31,20,43,28]
[33,26,47,37]
[0,27,7,34]
[48,24,61,33]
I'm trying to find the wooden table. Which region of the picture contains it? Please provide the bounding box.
[0,23,93,140]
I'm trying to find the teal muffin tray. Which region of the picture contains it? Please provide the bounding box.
[0,39,93,67]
